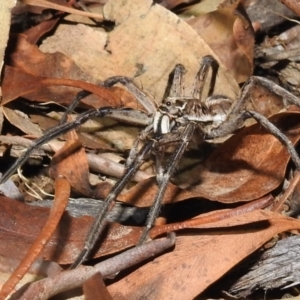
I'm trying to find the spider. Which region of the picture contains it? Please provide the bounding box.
[1,55,300,269]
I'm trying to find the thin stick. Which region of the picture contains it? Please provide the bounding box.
[12,234,175,300]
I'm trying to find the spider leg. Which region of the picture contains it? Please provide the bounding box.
[205,73,300,139]
[126,123,153,168]
[71,138,156,268]
[214,75,300,169]
[246,110,300,170]
[207,107,300,170]
[59,90,91,125]
[104,76,157,114]
[193,55,219,101]
[61,73,160,126]
[168,64,186,98]
[231,76,300,116]
[0,107,151,184]
[138,122,196,244]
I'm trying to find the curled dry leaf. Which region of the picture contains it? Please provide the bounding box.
[2,65,121,109]
[150,195,274,238]
[23,0,104,20]
[108,210,300,299]
[24,18,60,45]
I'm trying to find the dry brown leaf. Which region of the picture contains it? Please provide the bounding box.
[83,273,114,300]
[246,83,285,116]
[109,210,300,299]
[0,195,142,264]
[14,235,175,300]
[23,0,103,20]
[1,106,43,137]
[39,0,239,102]
[118,177,183,207]
[150,195,274,238]
[2,35,121,108]
[0,177,70,299]
[24,18,60,45]
[185,0,254,83]
[49,128,93,197]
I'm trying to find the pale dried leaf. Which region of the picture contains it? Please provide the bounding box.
[0,0,16,78]
[2,106,43,137]
[39,0,239,102]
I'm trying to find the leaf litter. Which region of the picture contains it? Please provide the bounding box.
[1,0,300,299]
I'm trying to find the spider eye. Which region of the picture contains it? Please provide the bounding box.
[166,101,171,106]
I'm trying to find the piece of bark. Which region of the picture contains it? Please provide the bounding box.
[29,197,149,224]
[229,234,300,297]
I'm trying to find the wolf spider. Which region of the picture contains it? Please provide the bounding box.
[1,56,300,268]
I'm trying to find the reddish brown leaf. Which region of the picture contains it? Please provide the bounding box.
[2,34,121,107]
[244,82,285,116]
[0,177,70,299]
[24,18,60,45]
[2,65,121,108]
[83,273,114,300]
[0,196,142,264]
[118,178,183,206]
[49,128,93,197]
[108,210,300,299]
[232,4,255,76]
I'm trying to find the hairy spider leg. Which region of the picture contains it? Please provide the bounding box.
[59,90,91,125]
[204,75,300,169]
[247,110,300,169]
[0,107,151,184]
[71,139,156,268]
[138,122,196,244]
[193,55,219,101]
